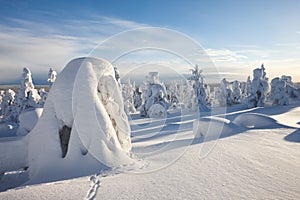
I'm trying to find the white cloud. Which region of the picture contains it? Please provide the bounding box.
[0,16,147,83]
[205,48,247,62]
[0,25,84,83]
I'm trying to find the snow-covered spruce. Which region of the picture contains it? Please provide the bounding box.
[189,65,211,111]
[177,79,198,110]
[240,76,251,100]
[47,68,57,88]
[246,64,270,108]
[269,77,289,106]
[28,57,139,184]
[281,75,300,98]
[231,80,242,104]
[122,79,136,114]
[0,89,18,122]
[216,79,242,106]
[140,72,169,118]
[216,78,232,106]
[0,90,3,117]
[133,87,142,109]
[38,88,48,107]
[166,81,179,109]
[15,67,41,114]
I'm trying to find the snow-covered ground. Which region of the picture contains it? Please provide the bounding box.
[0,100,299,199]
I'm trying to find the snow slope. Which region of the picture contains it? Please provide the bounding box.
[0,102,300,199]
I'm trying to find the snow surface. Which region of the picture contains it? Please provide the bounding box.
[1,100,300,199]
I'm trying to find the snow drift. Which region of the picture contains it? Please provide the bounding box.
[28,57,138,184]
[17,108,43,136]
[232,113,279,129]
[193,116,237,139]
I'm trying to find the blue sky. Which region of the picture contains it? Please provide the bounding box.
[0,0,299,84]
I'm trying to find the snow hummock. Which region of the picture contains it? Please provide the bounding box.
[232,113,279,129]
[17,108,43,136]
[27,57,141,184]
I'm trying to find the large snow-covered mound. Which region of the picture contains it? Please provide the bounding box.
[193,116,239,139]
[28,57,139,184]
[232,113,279,129]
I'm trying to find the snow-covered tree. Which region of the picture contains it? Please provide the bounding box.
[0,90,4,116]
[246,64,270,108]
[189,65,211,111]
[38,88,48,106]
[28,57,135,182]
[281,75,300,98]
[216,78,233,106]
[122,79,136,114]
[140,72,169,117]
[240,76,251,100]
[1,89,18,122]
[47,68,57,88]
[177,79,198,110]
[269,77,289,106]
[231,80,242,104]
[16,67,41,113]
[114,66,121,83]
[166,81,179,108]
[133,87,142,109]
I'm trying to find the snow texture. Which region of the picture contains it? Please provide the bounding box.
[1,100,300,199]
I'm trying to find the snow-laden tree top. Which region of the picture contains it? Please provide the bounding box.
[47,68,57,87]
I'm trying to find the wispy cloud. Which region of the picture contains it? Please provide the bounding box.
[0,16,147,83]
[205,48,247,62]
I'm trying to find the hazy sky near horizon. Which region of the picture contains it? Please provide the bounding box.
[0,0,299,84]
